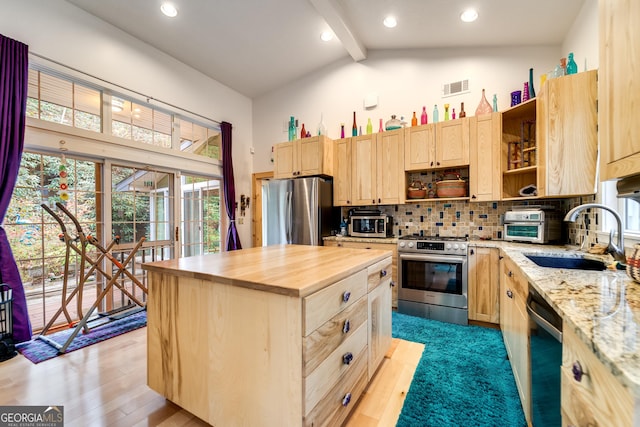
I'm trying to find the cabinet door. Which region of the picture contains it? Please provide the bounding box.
[274,141,296,179]
[469,114,501,202]
[468,246,500,323]
[333,138,352,206]
[404,124,436,170]
[542,71,598,196]
[377,129,405,205]
[298,137,323,176]
[351,134,377,205]
[435,118,470,168]
[599,0,640,180]
[367,266,392,380]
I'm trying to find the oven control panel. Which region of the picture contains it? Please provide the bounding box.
[398,240,467,255]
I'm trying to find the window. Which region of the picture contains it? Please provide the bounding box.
[600,181,640,244]
[112,98,172,148]
[179,118,221,160]
[180,174,222,257]
[5,152,100,330]
[27,69,101,132]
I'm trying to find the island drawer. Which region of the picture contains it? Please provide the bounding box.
[304,322,367,414]
[367,256,392,293]
[303,296,368,376]
[303,344,369,427]
[303,268,367,336]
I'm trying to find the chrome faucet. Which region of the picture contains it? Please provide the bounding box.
[564,203,626,263]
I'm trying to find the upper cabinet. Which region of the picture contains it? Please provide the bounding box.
[405,120,470,171]
[501,71,598,200]
[539,70,598,196]
[599,0,640,180]
[273,135,333,179]
[469,113,501,202]
[342,129,405,207]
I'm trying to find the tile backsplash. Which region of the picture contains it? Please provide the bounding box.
[341,195,598,245]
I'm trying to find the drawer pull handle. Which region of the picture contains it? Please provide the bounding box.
[380,270,387,278]
[342,392,352,407]
[342,352,353,365]
[506,289,513,299]
[390,281,395,287]
[342,319,351,334]
[572,361,584,382]
[342,291,351,303]
[508,271,514,277]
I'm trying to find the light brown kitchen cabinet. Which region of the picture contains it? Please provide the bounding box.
[500,255,531,424]
[538,70,598,196]
[599,0,640,180]
[468,245,500,324]
[501,71,597,199]
[469,113,501,202]
[366,257,393,380]
[404,120,469,171]
[561,322,634,426]
[351,130,404,206]
[323,239,398,309]
[333,137,352,206]
[274,135,333,179]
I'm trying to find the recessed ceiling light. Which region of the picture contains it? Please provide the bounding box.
[112,98,125,113]
[460,9,478,23]
[161,2,178,18]
[320,31,333,42]
[383,16,397,28]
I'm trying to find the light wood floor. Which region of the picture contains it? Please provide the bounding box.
[0,328,424,427]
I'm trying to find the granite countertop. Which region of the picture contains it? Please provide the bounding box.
[471,240,640,394]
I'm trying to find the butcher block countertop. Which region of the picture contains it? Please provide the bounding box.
[142,244,392,298]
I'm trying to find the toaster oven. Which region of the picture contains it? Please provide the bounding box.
[503,209,561,244]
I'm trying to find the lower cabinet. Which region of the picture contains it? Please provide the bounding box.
[468,245,500,323]
[500,256,531,424]
[366,257,393,380]
[324,239,398,308]
[561,323,634,426]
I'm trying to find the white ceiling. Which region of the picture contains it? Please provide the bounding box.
[65,0,586,99]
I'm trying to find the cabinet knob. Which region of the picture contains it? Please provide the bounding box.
[342,319,351,334]
[342,392,352,407]
[372,199,375,204]
[430,161,434,167]
[436,162,440,166]
[470,249,475,255]
[506,289,513,299]
[378,198,381,203]
[499,255,504,260]
[342,352,354,365]
[380,270,387,277]
[508,271,513,277]
[342,291,351,303]
[390,281,395,287]
[337,242,343,247]
[472,195,477,199]
[572,361,584,382]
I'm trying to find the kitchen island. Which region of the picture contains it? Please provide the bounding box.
[142,244,393,427]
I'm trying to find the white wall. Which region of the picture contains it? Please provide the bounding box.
[563,0,599,70]
[0,0,254,247]
[253,46,561,174]
[252,0,600,176]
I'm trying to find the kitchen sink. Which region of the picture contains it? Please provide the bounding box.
[524,254,607,271]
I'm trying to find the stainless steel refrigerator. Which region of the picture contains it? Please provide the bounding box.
[262,177,337,246]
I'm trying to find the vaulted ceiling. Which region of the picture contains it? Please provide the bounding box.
[65,0,586,98]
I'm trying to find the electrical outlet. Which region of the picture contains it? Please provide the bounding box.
[238,217,244,225]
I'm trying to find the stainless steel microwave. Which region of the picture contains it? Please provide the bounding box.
[503,209,561,244]
[349,215,393,238]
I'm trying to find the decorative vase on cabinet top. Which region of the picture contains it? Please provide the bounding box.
[475,89,493,116]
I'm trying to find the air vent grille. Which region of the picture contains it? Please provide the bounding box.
[443,79,469,97]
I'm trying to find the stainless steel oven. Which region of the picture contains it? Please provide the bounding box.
[397,236,468,325]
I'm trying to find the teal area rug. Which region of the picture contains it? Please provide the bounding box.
[16,310,147,364]
[393,312,526,427]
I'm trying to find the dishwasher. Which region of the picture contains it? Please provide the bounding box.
[527,284,563,427]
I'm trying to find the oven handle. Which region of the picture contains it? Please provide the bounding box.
[398,253,467,264]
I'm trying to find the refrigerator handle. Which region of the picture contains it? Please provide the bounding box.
[286,190,292,243]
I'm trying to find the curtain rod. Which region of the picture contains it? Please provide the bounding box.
[29,51,222,126]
